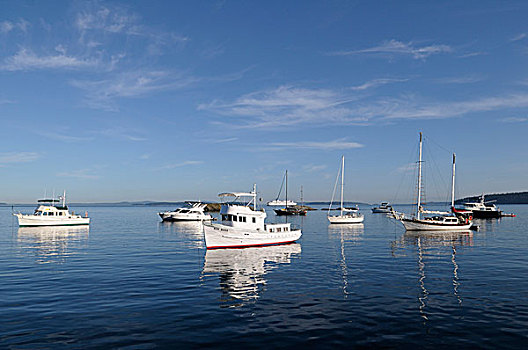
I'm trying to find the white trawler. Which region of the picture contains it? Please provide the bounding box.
[203,185,302,249]
[14,192,90,227]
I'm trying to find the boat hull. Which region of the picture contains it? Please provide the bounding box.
[15,214,90,227]
[470,210,501,219]
[401,218,472,231]
[371,208,391,213]
[159,212,212,221]
[328,214,364,224]
[204,223,302,249]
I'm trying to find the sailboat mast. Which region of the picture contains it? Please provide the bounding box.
[285,170,288,209]
[340,155,344,217]
[417,132,423,220]
[451,153,456,208]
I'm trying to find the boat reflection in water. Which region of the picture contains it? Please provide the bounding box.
[17,226,89,264]
[158,220,205,248]
[391,230,473,321]
[202,243,301,307]
[328,224,364,297]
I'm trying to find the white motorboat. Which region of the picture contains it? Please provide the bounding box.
[462,195,502,218]
[267,171,297,206]
[158,202,212,222]
[328,156,364,224]
[14,192,90,227]
[371,202,392,213]
[203,185,302,249]
[394,133,472,231]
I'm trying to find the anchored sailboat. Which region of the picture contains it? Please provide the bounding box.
[328,156,364,224]
[394,132,473,231]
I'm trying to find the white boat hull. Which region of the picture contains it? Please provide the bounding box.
[15,214,90,227]
[267,200,297,206]
[159,212,212,221]
[204,223,301,249]
[328,214,364,224]
[401,218,472,231]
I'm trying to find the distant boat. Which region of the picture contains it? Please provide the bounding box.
[460,195,515,218]
[158,202,213,222]
[274,170,306,216]
[393,133,473,231]
[203,185,302,249]
[13,191,90,227]
[267,171,297,206]
[328,156,364,224]
[372,202,392,213]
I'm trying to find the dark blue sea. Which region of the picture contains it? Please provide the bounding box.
[1,204,527,349]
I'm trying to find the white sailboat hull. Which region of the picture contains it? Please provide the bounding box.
[328,214,364,224]
[204,223,301,249]
[401,218,472,231]
[15,214,90,227]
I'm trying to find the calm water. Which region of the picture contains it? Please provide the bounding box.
[1,204,527,348]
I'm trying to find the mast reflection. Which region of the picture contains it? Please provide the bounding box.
[17,226,89,264]
[391,230,473,321]
[202,243,301,307]
[328,224,364,297]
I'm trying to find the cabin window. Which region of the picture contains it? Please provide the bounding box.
[59,212,64,216]
[269,228,274,232]
[222,214,227,221]
[241,216,246,222]
[277,227,282,232]
[252,217,256,223]
[233,216,237,222]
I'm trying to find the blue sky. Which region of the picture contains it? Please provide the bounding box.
[0,0,527,203]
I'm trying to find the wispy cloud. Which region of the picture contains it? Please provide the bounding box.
[71,70,199,110]
[75,4,188,51]
[394,163,417,174]
[379,93,528,120]
[267,138,364,151]
[500,116,527,123]
[458,51,487,58]
[510,33,527,42]
[157,160,203,170]
[350,78,408,91]
[211,137,239,143]
[435,74,485,84]
[1,48,98,71]
[98,127,147,141]
[302,164,327,172]
[0,152,39,165]
[36,130,94,142]
[330,39,452,60]
[199,85,368,128]
[202,85,528,128]
[0,19,29,34]
[56,168,100,180]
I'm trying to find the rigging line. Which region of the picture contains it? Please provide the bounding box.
[275,172,286,200]
[423,134,453,154]
[328,158,341,215]
[424,143,449,206]
[392,137,419,206]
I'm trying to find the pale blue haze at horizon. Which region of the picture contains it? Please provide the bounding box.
[0,1,526,203]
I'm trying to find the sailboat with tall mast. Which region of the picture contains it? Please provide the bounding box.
[267,171,297,207]
[274,170,306,216]
[328,156,364,224]
[394,132,473,231]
